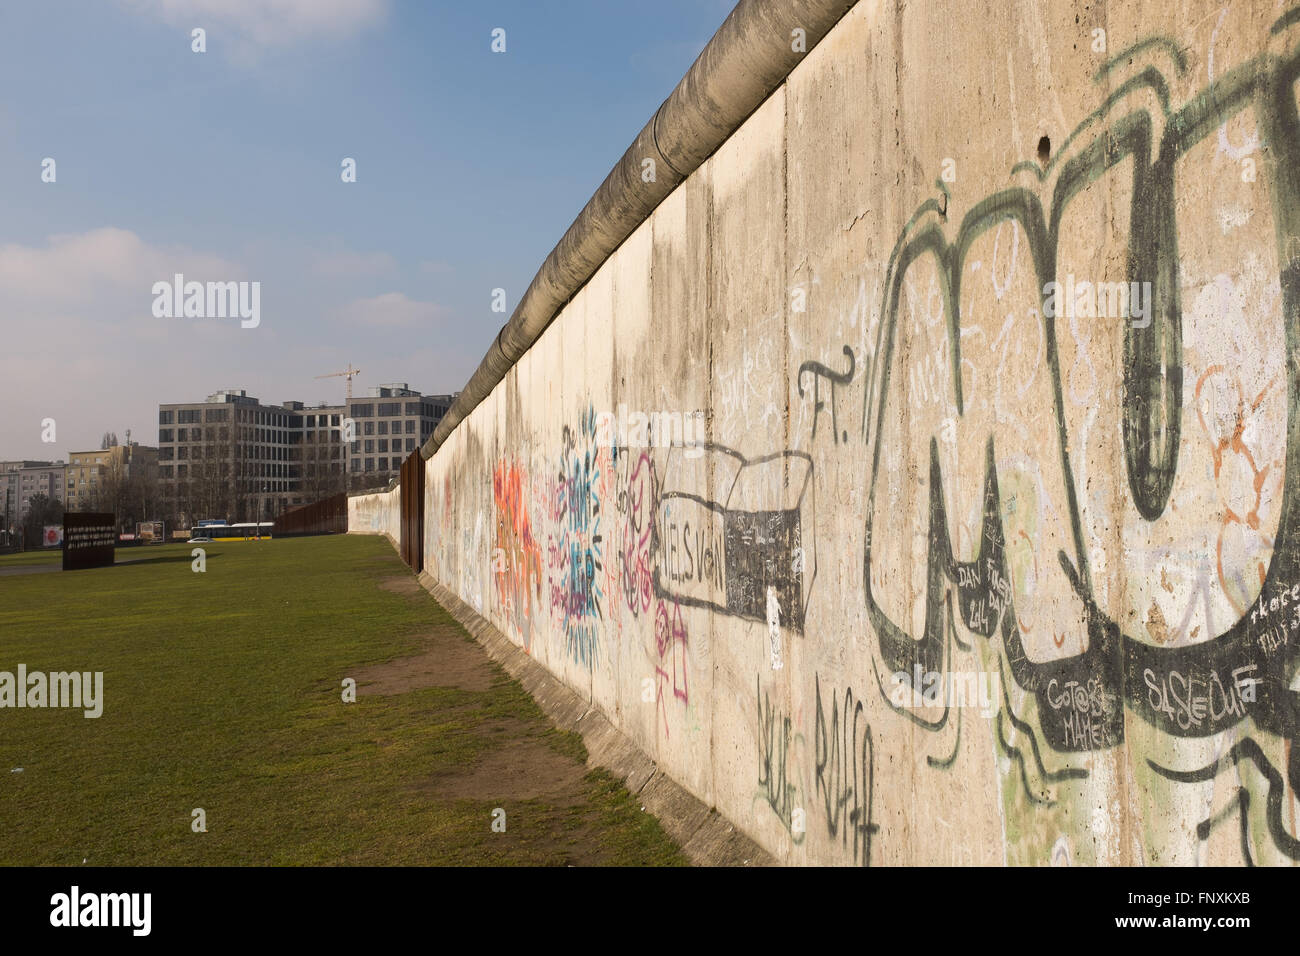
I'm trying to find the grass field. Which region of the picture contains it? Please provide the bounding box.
[0,549,62,568]
[0,536,686,866]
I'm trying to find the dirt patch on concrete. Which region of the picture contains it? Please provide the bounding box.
[354,624,496,693]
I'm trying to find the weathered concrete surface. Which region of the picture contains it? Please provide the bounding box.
[348,488,399,548]
[355,0,1300,865]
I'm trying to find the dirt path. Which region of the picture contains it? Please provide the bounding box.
[348,576,687,866]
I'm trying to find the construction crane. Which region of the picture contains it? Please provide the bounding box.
[316,364,361,405]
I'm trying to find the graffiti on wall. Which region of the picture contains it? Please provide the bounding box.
[653,598,689,735]
[652,443,817,635]
[616,448,658,621]
[548,406,606,668]
[813,676,876,866]
[377,6,1300,868]
[855,17,1300,860]
[756,676,805,842]
[493,459,543,652]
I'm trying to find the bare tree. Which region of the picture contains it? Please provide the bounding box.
[21,493,64,548]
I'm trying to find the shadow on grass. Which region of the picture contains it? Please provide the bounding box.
[111,551,225,567]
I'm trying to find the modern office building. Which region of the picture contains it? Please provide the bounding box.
[157,385,455,525]
[345,384,456,487]
[157,389,329,525]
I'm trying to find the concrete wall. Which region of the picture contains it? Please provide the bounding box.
[355,0,1300,865]
[348,488,399,547]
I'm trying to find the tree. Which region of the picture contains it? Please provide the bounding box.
[92,456,161,531]
[21,493,64,549]
[92,457,128,524]
[100,432,119,450]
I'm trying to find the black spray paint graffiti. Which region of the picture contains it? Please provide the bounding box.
[798,345,856,445]
[813,675,876,866]
[860,16,1300,857]
[652,443,816,633]
[756,676,799,836]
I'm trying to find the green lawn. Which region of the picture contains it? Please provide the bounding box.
[0,536,686,866]
[0,548,62,568]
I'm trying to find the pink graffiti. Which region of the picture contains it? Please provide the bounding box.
[653,598,689,737]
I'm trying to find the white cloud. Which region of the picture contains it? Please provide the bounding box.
[335,291,448,328]
[118,0,388,47]
[0,227,243,309]
[0,228,254,458]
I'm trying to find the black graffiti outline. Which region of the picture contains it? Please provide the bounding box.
[652,443,816,633]
[813,675,877,866]
[863,19,1300,758]
[1148,737,1300,861]
[798,344,856,444]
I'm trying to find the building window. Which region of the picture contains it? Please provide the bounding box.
[364,440,374,453]
[406,438,415,452]
[377,420,388,435]
[364,458,373,471]
[159,429,173,442]
[405,420,415,434]
[352,404,373,418]
[378,439,388,453]
[377,402,400,417]
[159,410,174,425]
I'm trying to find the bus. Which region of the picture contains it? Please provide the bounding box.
[188,522,273,542]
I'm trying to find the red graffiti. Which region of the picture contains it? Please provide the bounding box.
[494,460,543,650]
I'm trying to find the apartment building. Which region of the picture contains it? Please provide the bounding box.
[1,461,67,521]
[1,461,58,539]
[66,443,159,512]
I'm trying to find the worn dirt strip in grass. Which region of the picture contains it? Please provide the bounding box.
[0,536,686,866]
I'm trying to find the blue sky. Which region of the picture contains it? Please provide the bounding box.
[0,0,734,459]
